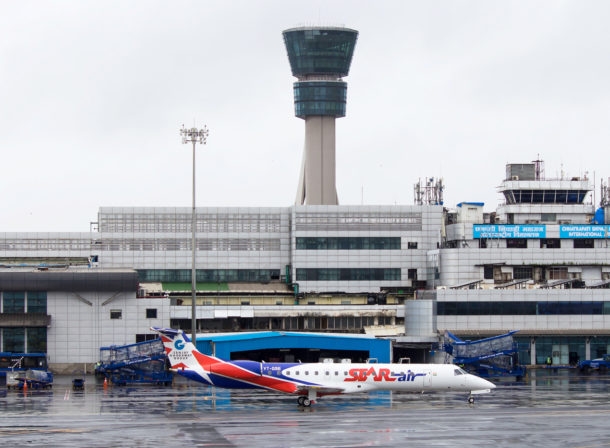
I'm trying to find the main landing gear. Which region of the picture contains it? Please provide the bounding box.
[468,394,475,404]
[298,389,318,407]
[297,396,312,407]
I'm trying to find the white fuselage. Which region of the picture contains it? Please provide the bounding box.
[267,362,494,395]
[153,327,495,402]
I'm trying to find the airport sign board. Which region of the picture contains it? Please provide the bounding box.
[473,224,610,239]
[473,224,546,239]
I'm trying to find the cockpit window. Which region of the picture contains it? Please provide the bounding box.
[454,368,466,376]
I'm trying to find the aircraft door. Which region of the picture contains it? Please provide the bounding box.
[422,370,432,388]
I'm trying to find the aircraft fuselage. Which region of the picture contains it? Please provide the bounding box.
[179,358,492,395]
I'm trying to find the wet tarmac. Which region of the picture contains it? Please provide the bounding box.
[1,369,609,447]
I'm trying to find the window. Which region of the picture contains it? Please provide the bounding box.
[3,328,25,352]
[27,327,47,352]
[506,239,527,248]
[3,292,25,313]
[136,333,158,343]
[146,308,157,319]
[514,267,533,280]
[437,301,537,315]
[27,292,47,314]
[483,266,494,279]
[296,268,401,282]
[540,239,561,249]
[548,267,568,280]
[407,242,417,249]
[296,237,401,250]
[574,239,594,249]
[137,268,281,283]
[110,310,122,319]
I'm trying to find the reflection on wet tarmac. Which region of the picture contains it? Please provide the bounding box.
[1,369,610,447]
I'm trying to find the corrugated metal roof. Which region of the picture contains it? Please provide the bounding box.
[194,331,390,362]
[198,331,377,343]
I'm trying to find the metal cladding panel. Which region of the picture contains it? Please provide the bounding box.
[506,164,536,181]
[405,300,437,337]
[0,271,138,292]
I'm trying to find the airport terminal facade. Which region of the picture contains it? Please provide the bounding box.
[0,204,441,369]
[2,174,610,369]
[2,26,610,369]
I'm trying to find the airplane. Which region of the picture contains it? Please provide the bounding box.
[152,327,496,407]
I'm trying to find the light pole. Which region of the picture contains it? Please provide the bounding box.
[180,124,209,344]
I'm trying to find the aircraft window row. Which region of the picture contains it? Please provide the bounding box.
[286,370,349,376]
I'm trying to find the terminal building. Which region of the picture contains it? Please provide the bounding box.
[1,27,610,371]
[429,160,610,366]
[1,164,609,370]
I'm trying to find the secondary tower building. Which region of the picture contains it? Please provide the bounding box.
[283,26,358,205]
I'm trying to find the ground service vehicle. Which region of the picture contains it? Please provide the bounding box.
[578,354,610,373]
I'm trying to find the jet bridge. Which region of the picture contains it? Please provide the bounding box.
[443,330,526,380]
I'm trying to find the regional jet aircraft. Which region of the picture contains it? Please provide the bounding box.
[152,327,495,406]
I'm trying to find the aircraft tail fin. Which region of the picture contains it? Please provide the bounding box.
[151,327,216,371]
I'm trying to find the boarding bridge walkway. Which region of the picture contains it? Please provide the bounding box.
[96,339,172,385]
[443,330,526,379]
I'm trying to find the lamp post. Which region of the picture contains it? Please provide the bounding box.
[180,124,209,344]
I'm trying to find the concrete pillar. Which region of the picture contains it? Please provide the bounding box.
[530,337,537,366]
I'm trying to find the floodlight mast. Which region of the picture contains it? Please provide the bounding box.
[180,124,209,345]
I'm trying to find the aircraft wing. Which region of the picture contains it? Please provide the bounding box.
[296,385,345,395]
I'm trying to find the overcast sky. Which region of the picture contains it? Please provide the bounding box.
[2,1,610,232]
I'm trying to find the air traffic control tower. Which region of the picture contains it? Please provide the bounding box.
[283,27,358,205]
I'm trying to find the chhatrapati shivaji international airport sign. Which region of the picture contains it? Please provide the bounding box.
[473,224,610,239]
[559,225,610,239]
[473,225,546,239]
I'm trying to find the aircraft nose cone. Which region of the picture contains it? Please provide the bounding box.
[469,374,496,390]
[478,376,496,389]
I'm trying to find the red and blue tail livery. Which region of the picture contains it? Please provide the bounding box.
[152,327,495,406]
